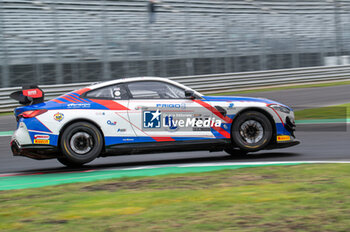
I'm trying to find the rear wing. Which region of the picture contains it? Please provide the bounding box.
[10,85,44,106]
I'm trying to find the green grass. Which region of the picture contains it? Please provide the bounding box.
[211,80,350,95]
[1,164,350,231]
[0,112,13,117]
[295,103,350,120]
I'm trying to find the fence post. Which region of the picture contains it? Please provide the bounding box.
[257,2,267,70]
[100,0,111,80]
[222,1,232,73]
[289,2,299,68]
[51,1,64,84]
[333,0,343,65]
[146,24,154,76]
[0,0,9,87]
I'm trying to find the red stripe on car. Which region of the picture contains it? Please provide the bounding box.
[61,96,77,103]
[269,106,285,126]
[69,94,90,103]
[193,100,232,123]
[51,99,65,104]
[212,126,231,138]
[152,137,176,142]
[64,95,84,103]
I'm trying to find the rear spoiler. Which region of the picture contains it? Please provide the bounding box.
[10,85,44,106]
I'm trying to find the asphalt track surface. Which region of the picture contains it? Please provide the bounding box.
[238,84,350,108]
[1,84,350,174]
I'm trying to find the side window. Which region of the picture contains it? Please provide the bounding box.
[85,84,128,100]
[127,81,185,99]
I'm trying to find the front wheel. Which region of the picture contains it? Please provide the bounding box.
[59,122,103,166]
[230,111,273,152]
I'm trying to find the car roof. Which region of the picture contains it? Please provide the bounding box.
[86,77,203,96]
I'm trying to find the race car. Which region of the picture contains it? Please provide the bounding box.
[10,77,299,167]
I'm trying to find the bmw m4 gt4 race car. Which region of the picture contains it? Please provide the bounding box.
[10,77,299,167]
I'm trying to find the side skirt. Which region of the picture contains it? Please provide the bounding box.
[102,139,231,157]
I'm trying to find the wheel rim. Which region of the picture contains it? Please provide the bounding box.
[239,120,264,144]
[69,132,94,155]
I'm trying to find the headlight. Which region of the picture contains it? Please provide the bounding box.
[269,104,291,114]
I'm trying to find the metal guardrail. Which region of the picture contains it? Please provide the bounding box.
[1,65,350,113]
[172,65,350,93]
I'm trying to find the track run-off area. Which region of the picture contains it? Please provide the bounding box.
[1,161,350,190]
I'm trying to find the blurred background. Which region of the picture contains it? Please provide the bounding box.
[1,0,350,87]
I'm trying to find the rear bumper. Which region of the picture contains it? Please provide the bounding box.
[11,139,58,160]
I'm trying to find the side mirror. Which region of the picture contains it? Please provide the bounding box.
[185,90,195,99]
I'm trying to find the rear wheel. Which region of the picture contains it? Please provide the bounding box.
[229,111,272,153]
[58,122,103,166]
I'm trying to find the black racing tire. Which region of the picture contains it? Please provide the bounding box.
[230,111,272,152]
[59,122,103,166]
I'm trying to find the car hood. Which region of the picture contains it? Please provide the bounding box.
[201,96,291,109]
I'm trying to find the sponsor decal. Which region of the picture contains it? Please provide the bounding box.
[34,139,50,144]
[34,135,50,140]
[164,117,221,128]
[117,129,127,133]
[67,103,91,109]
[143,110,162,128]
[277,135,291,142]
[27,90,38,96]
[96,112,106,116]
[143,110,221,130]
[107,120,117,126]
[164,115,179,131]
[19,122,25,128]
[23,89,43,98]
[54,112,64,122]
[156,103,186,109]
[173,113,193,117]
[228,103,235,108]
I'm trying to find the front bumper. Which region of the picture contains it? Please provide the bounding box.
[11,139,58,160]
[268,110,299,149]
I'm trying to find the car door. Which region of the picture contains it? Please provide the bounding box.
[83,83,137,146]
[126,80,215,142]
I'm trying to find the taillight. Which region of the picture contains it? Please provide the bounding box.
[18,109,48,119]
